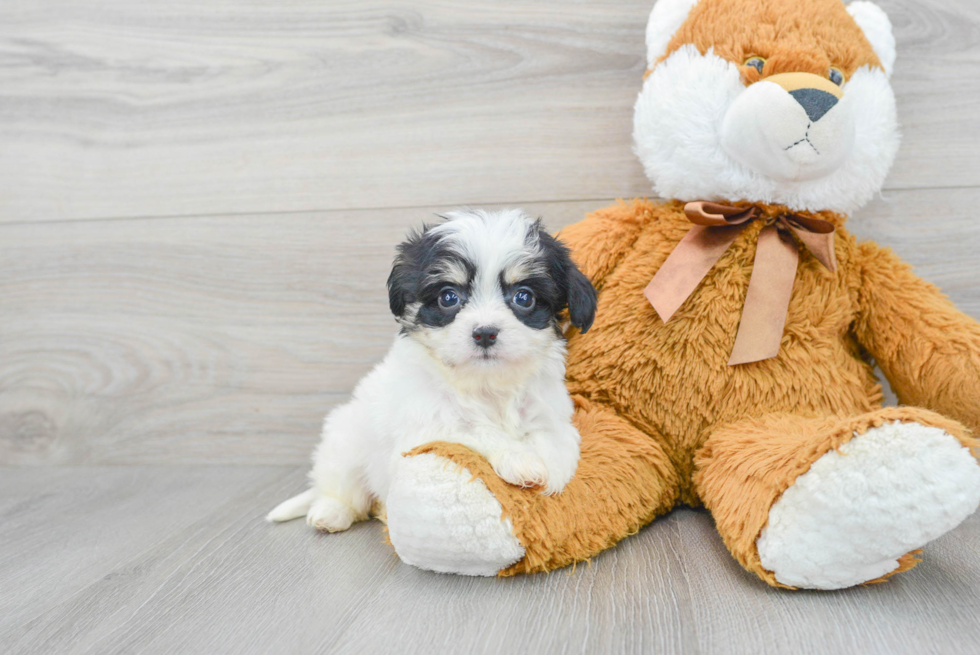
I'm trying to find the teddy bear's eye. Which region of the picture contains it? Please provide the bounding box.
[828,67,845,86]
[744,57,766,74]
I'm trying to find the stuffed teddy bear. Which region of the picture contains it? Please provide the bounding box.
[381,0,980,589]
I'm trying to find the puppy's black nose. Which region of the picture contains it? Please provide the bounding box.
[472,326,499,349]
[789,88,838,123]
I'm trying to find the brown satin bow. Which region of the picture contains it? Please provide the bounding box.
[644,201,838,366]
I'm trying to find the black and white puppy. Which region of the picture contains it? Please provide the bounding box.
[267,208,597,532]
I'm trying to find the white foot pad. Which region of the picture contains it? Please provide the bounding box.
[757,421,980,589]
[386,453,526,576]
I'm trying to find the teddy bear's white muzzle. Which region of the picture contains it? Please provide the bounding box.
[721,79,856,183]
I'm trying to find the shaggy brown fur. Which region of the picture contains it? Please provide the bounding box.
[663,0,882,80]
[409,199,980,585]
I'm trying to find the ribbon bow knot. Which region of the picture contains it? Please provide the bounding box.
[643,201,838,366]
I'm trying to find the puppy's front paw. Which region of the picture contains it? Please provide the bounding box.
[490,450,549,490]
[306,497,356,533]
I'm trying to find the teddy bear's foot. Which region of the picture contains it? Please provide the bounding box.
[386,452,525,576]
[756,421,980,590]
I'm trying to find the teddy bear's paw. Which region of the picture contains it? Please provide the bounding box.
[306,496,356,533]
[488,450,549,490]
[386,453,525,576]
[756,421,980,590]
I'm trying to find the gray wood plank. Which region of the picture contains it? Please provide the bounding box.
[674,509,980,655]
[3,466,979,655]
[0,466,402,654]
[0,0,978,223]
[2,189,978,466]
[0,466,299,645]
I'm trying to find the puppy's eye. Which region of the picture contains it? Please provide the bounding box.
[512,288,535,310]
[438,288,460,309]
[744,57,766,74]
[828,67,845,86]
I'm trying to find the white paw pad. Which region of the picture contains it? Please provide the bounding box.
[490,450,549,489]
[386,453,525,576]
[307,497,356,533]
[757,421,980,589]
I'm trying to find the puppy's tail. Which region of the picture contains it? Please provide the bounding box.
[266,488,316,522]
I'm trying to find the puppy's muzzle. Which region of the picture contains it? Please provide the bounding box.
[472,326,499,349]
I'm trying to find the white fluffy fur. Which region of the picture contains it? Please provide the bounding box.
[721,79,855,183]
[757,422,980,590]
[267,210,582,532]
[633,45,900,214]
[645,0,700,67]
[386,453,526,576]
[848,1,897,76]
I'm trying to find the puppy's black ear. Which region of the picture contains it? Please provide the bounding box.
[538,229,598,333]
[386,264,409,318]
[387,225,427,319]
[565,261,597,333]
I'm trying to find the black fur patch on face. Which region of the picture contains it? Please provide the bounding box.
[506,222,597,333]
[387,225,475,331]
[501,273,561,331]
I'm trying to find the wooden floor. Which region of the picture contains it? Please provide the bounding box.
[2,1,979,653]
[2,467,980,655]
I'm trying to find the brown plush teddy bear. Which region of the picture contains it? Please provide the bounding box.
[381,0,980,589]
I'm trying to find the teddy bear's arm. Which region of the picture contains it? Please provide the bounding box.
[556,200,652,290]
[854,241,980,434]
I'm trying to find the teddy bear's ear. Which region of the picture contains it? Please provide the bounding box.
[847,1,896,77]
[645,0,700,68]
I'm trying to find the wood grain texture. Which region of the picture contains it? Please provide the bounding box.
[0,0,978,222]
[3,191,978,465]
[2,466,979,655]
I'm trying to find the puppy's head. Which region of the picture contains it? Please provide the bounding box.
[387,209,596,369]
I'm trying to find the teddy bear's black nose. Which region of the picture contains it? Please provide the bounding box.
[789,88,839,123]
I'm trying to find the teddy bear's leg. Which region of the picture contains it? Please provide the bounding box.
[385,399,680,575]
[693,407,980,590]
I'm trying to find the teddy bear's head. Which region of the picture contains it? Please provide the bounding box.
[634,0,898,214]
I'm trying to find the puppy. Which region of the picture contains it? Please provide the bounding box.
[267,208,597,532]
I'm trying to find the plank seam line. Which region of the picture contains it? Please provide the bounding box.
[0,198,624,227]
[3,183,977,226]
